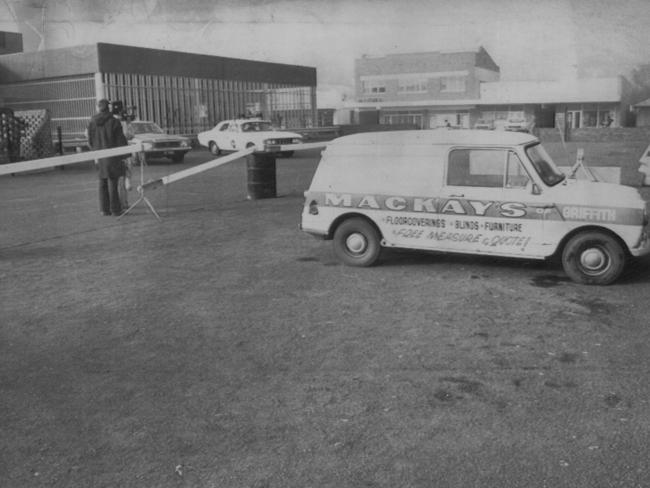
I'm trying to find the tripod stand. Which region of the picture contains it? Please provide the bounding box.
[118,150,162,221]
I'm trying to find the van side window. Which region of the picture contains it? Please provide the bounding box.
[219,123,229,131]
[447,149,505,187]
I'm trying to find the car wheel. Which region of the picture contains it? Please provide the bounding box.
[209,141,220,155]
[171,153,185,163]
[561,231,626,285]
[333,217,382,267]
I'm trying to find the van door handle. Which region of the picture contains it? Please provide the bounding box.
[449,193,464,198]
[528,204,554,209]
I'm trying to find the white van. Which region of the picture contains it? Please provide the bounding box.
[301,130,650,285]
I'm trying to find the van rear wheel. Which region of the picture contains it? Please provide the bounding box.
[333,218,381,266]
[561,231,625,285]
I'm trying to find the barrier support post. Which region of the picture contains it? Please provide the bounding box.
[246,151,276,199]
[118,150,161,221]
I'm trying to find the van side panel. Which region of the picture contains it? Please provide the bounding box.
[308,143,445,196]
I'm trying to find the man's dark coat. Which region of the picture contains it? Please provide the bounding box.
[87,111,128,179]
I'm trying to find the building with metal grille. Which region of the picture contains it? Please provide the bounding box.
[0,43,317,148]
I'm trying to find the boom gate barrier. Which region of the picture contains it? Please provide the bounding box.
[1,141,329,220]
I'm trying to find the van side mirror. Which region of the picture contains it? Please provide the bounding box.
[531,183,541,195]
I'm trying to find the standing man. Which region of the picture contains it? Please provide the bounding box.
[87,99,128,216]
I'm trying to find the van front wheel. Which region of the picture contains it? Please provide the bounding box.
[333,218,381,267]
[561,231,625,285]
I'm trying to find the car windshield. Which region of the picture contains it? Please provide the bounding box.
[525,143,565,186]
[240,121,274,132]
[130,122,165,134]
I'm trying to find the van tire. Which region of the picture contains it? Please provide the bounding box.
[209,142,220,155]
[333,218,381,267]
[561,231,625,285]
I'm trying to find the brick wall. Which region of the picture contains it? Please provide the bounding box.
[538,127,650,143]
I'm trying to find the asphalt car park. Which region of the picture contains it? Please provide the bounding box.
[2,145,650,487]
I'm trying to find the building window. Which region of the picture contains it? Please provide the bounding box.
[382,113,422,128]
[583,110,598,128]
[398,78,427,93]
[362,80,387,94]
[599,110,614,127]
[440,76,466,93]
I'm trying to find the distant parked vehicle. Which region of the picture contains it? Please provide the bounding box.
[505,118,533,133]
[197,119,303,157]
[474,119,494,130]
[127,121,191,163]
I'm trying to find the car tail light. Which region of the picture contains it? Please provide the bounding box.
[309,200,319,215]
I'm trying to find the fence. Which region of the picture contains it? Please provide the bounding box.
[0,108,21,163]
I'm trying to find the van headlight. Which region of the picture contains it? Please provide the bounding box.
[180,140,190,148]
[264,138,278,145]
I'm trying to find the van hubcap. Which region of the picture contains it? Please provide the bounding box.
[346,233,368,254]
[580,247,609,274]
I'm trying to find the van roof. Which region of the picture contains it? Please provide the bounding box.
[331,129,538,147]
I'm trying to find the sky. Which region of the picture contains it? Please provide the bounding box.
[1,0,650,106]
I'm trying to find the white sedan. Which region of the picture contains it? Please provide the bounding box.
[197,119,303,157]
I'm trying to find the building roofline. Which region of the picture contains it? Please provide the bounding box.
[633,97,650,108]
[96,43,316,86]
[359,46,488,59]
[0,43,316,86]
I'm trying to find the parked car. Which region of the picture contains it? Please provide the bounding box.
[504,118,533,133]
[197,119,303,157]
[301,129,650,285]
[474,119,494,130]
[127,121,191,163]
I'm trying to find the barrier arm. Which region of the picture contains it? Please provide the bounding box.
[0,143,144,176]
[568,148,598,182]
[140,147,256,190]
[139,141,329,190]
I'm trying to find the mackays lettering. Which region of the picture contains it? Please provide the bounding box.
[319,192,644,224]
[323,192,527,218]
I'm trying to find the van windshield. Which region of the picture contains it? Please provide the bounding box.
[525,143,565,186]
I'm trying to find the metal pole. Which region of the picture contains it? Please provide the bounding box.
[57,126,63,155]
